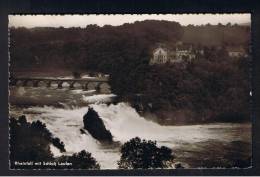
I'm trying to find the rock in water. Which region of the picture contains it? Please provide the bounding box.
[80,128,86,134]
[83,107,113,142]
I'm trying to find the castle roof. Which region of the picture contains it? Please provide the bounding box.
[153,47,167,55]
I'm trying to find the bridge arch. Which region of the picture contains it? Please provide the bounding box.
[24,80,34,87]
[67,81,82,89]
[95,82,103,93]
[43,80,52,88]
[32,80,40,87]
[72,81,82,89]
[15,80,23,86]
[57,81,67,89]
[20,80,28,86]
[36,80,47,87]
[97,82,111,93]
[82,82,90,90]
[86,82,99,90]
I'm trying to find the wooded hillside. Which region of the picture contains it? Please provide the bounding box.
[183,24,250,46]
[9,21,251,124]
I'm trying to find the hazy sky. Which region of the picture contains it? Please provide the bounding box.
[9,14,250,28]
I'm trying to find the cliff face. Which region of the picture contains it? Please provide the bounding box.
[83,107,113,142]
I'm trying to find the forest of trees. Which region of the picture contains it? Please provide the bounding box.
[9,20,251,124]
[182,23,250,46]
[133,49,250,124]
[9,21,250,72]
[9,20,184,71]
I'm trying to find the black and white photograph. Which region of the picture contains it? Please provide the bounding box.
[8,14,252,170]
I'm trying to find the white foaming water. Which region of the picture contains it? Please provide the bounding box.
[24,105,120,169]
[82,94,116,104]
[71,89,96,94]
[21,102,250,169]
[91,103,249,146]
[81,75,96,79]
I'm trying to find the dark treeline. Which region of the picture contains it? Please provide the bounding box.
[10,20,183,71]
[183,23,250,47]
[9,21,250,71]
[10,21,251,124]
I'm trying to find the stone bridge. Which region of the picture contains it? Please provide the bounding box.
[10,77,110,91]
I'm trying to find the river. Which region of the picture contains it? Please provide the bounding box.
[9,76,252,169]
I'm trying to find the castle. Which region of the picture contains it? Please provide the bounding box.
[150,42,202,65]
[150,42,248,65]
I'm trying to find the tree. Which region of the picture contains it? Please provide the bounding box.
[58,150,100,169]
[218,23,223,27]
[9,116,61,168]
[118,137,174,169]
[226,22,231,27]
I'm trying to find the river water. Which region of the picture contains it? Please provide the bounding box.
[9,79,252,169]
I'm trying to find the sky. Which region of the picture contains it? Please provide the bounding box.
[9,14,251,28]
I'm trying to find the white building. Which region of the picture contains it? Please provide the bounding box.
[150,47,168,64]
[175,45,196,62]
[150,43,198,65]
[227,46,247,58]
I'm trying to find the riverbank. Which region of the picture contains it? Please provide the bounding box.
[118,94,250,126]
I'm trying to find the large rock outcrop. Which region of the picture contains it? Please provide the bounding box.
[83,107,113,142]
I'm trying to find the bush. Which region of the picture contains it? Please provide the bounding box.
[9,116,58,168]
[118,137,174,169]
[58,150,100,169]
